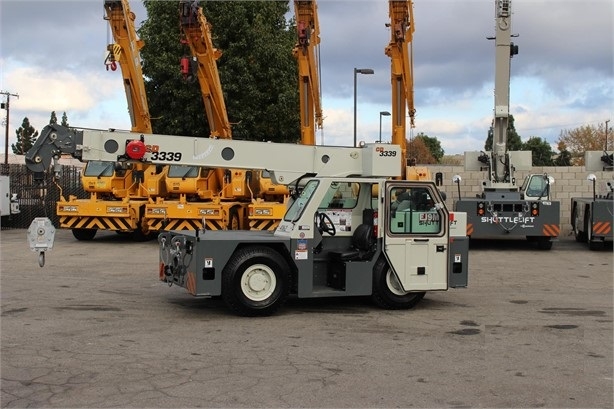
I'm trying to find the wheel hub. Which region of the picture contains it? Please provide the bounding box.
[247,270,269,292]
[241,264,277,301]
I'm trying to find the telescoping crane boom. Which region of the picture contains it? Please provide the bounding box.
[385,0,431,182]
[452,0,560,250]
[26,123,469,316]
[179,0,231,140]
[293,0,323,146]
[104,0,151,133]
[53,0,167,241]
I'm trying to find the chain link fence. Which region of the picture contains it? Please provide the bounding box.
[1,163,87,230]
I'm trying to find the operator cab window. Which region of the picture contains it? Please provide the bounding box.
[168,165,199,178]
[84,161,114,177]
[319,181,359,209]
[523,174,550,198]
[388,186,443,235]
[284,180,319,222]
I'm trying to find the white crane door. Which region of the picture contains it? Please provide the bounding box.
[383,182,449,291]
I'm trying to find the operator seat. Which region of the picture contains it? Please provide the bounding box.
[328,222,375,262]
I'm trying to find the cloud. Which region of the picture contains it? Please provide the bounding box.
[1,0,612,156]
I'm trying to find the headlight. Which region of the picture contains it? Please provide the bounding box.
[147,208,167,215]
[198,209,218,215]
[60,205,78,212]
[255,208,272,216]
[107,206,128,213]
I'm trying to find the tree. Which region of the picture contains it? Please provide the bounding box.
[61,112,69,127]
[554,141,572,166]
[11,117,38,155]
[407,137,436,164]
[414,132,444,163]
[557,123,610,165]
[139,1,299,142]
[49,111,58,125]
[484,114,523,151]
[521,136,554,166]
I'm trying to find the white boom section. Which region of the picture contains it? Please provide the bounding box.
[492,0,512,161]
[26,125,402,185]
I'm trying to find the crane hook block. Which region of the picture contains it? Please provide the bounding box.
[125,139,147,160]
[27,217,55,268]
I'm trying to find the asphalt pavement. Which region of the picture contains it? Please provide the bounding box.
[1,229,612,408]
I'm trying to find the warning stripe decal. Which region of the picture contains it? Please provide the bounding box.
[466,223,474,236]
[593,221,612,236]
[249,220,279,231]
[542,224,560,237]
[59,216,134,231]
[185,271,197,295]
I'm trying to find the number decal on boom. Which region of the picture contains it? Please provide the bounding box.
[150,151,183,161]
[375,147,397,157]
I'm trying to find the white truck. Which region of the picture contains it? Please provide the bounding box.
[26,124,469,316]
[0,175,20,223]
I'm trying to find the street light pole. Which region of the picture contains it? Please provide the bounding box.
[353,68,374,147]
[378,111,391,143]
[1,91,19,165]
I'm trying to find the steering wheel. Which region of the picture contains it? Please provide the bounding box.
[316,212,336,236]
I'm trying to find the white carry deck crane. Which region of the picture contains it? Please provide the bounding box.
[453,0,560,250]
[26,124,469,316]
[570,151,613,250]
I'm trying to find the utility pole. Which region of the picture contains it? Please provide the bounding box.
[1,91,19,165]
[606,119,610,151]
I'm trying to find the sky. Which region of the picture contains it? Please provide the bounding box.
[1,0,612,156]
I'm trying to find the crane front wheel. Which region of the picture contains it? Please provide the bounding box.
[222,246,290,316]
[72,228,96,241]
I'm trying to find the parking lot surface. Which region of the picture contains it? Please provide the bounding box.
[1,228,612,408]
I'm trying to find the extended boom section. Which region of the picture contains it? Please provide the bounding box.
[26,125,402,184]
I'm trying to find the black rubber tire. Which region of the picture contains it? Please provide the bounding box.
[222,246,290,316]
[72,228,97,241]
[536,239,553,250]
[572,206,587,242]
[132,228,156,242]
[588,240,604,251]
[371,257,425,310]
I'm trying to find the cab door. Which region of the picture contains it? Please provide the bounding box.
[383,181,449,291]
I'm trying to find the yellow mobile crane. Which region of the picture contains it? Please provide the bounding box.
[384,0,430,182]
[145,0,323,233]
[145,1,290,232]
[54,0,166,241]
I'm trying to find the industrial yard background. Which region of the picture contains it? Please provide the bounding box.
[1,154,611,236]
